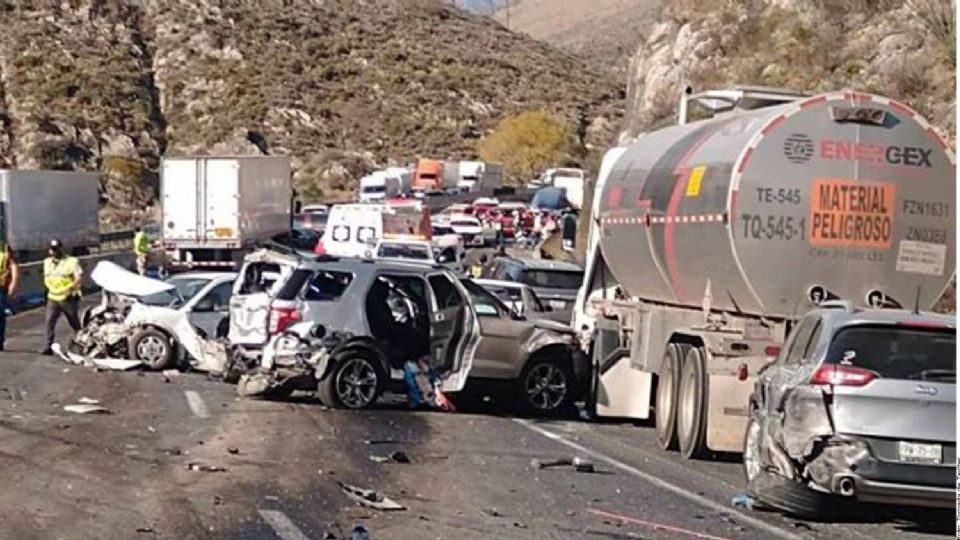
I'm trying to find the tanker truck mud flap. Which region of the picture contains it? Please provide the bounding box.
[592,318,653,419]
[705,355,770,452]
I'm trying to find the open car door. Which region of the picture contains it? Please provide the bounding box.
[426,271,480,392]
[228,251,296,347]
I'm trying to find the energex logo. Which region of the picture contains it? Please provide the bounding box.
[783,134,814,163]
[819,139,933,168]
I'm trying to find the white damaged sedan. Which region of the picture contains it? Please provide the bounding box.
[70,261,236,372]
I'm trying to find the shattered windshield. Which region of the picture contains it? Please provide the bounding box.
[826,325,956,381]
[140,277,210,307]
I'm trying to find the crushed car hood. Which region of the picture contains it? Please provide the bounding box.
[92,261,174,297]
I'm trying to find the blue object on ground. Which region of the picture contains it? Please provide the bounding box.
[731,493,754,509]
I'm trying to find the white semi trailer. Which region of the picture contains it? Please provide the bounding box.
[0,170,100,258]
[161,156,292,269]
[572,86,956,459]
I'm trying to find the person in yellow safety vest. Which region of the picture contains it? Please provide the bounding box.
[133,226,150,276]
[0,241,20,351]
[41,239,83,356]
[469,254,487,279]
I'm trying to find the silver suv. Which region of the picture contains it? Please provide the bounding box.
[744,302,955,518]
[226,249,480,405]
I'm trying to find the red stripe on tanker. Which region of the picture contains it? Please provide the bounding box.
[597,91,954,317]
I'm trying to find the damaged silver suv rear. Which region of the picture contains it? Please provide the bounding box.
[744,302,955,518]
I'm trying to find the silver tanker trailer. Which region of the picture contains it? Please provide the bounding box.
[572,86,955,459]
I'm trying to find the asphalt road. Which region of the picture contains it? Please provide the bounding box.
[0,303,953,539]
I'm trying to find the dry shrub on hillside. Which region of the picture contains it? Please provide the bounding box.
[477,110,569,183]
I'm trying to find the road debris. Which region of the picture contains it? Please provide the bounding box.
[63,404,111,414]
[93,358,143,371]
[162,370,180,382]
[186,463,226,473]
[731,493,754,509]
[227,447,240,455]
[339,482,405,511]
[531,456,595,473]
[78,397,100,405]
[364,438,397,445]
[135,526,156,534]
[351,525,370,540]
[368,450,411,464]
[53,343,143,371]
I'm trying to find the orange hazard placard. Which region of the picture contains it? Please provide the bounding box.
[809,178,895,248]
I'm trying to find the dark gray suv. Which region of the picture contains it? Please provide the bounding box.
[744,302,955,518]
[481,256,583,322]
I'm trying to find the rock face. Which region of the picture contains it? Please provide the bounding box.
[623,0,955,144]
[0,0,623,221]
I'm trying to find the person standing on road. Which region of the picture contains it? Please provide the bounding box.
[0,242,20,351]
[133,226,150,276]
[41,239,82,355]
[493,218,504,249]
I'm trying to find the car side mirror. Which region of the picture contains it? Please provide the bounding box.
[193,298,215,313]
[310,324,327,339]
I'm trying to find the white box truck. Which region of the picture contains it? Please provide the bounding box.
[359,170,404,202]
[0,170,100,257]
[161,156,292,268]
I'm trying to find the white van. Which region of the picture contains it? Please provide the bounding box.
[320,204,428,257]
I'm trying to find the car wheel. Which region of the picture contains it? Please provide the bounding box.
[518,353,574,416]
[747,467,840,520]
[676,346,708,459]
[318,353,382,410]
[129,327,175,370]
[655,343,688,451]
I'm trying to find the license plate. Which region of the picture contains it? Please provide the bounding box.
[898,441,942,464]
[214,227,234,238]
[549,300,566,310]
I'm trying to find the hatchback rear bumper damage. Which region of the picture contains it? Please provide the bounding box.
[803,435,954,508]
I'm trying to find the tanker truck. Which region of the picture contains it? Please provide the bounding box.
[572,86,956,459]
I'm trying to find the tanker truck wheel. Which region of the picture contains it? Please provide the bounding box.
[677,346,709,459]
[655,343,689,451]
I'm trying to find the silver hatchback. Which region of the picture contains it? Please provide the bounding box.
[743,302,955,518]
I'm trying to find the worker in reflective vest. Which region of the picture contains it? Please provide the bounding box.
[133,226,150,276]
[41,239,82,355]
[0,241,20,351]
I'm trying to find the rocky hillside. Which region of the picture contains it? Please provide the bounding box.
[623,0,955,141]
[0,0,623,224]
[491,0,662,78]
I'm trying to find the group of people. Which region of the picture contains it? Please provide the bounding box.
[486,210,558,251]
[0,226,152,355]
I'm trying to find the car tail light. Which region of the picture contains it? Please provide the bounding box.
[810,365,877,387]
[764,345,781,357]
[314,239,326,255]
[268,306,300,335]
